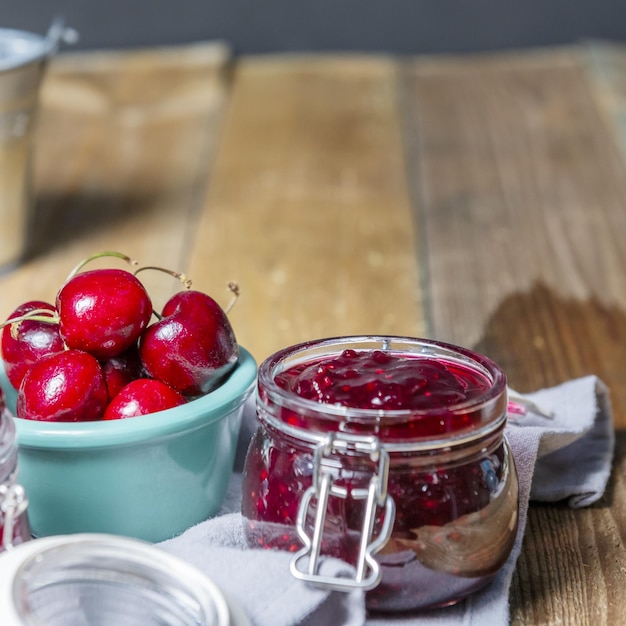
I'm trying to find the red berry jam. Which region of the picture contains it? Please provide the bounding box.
[242,337,518,612]
[273,348,493,438]
[277,348,489,409]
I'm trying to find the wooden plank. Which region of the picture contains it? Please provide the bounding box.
[404,48,626,407]
[187,56,424,363]
[0,42,230,318]
[402,48,626,625]
[583,41,626,164]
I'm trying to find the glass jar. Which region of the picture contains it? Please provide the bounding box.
[241,336,519,612]
[0,400,30,552]
[0,534,248,626]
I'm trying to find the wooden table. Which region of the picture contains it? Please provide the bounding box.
[2,41,626,623]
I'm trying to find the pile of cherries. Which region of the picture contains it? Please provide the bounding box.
[0,253,239,422]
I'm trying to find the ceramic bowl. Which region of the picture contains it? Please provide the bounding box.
[0,348,256,542]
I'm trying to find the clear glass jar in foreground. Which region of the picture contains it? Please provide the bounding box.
[0,402,30,552]
[241,336,519,612]
[0,534,248,626]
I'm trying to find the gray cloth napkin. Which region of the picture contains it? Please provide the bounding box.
[159,375,613,626]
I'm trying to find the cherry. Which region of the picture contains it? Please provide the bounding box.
[102,378,186,420]
[100,345,144,399]
[139,290,238,396]
[56,268,152,360]
[17,349,109,422]
[1,301,65,390]
[2,253,240,421]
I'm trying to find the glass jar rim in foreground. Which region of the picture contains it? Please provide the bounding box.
[0,534,249,626]
[244,335,518,612]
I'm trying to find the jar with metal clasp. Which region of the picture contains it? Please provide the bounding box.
[241,336,519,612]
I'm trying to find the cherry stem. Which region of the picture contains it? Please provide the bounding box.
[225,282,240,314]
[134,266,193,290]
[0,309,59,339]
[65,251,138,282]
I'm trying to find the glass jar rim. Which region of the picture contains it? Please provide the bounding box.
[0,534,235,626]
[257,335,508,448]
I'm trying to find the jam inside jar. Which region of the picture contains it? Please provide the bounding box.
[0,395,31,553]
[241,336,518,612]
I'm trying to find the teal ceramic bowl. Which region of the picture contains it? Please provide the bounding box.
[0,348,256,543]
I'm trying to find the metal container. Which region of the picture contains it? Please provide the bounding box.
[0,20,76,270]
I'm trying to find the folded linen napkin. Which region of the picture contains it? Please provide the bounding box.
[159,375,614,626]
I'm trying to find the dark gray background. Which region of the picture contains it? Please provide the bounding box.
[3,1,626,55]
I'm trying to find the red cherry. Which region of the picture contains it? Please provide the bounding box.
[100,344,144,400]
[17,350,109,422]
[1,301,65,390]
[139,290,238,396]
[102,378,186,420]
[56,269,152,360]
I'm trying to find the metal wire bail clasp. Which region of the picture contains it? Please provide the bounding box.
[290,431,396,591]
[0,482,28,550]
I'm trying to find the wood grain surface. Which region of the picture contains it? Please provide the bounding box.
[186,56,424,362]
[1,42,626,624]
[404,46,626,402]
